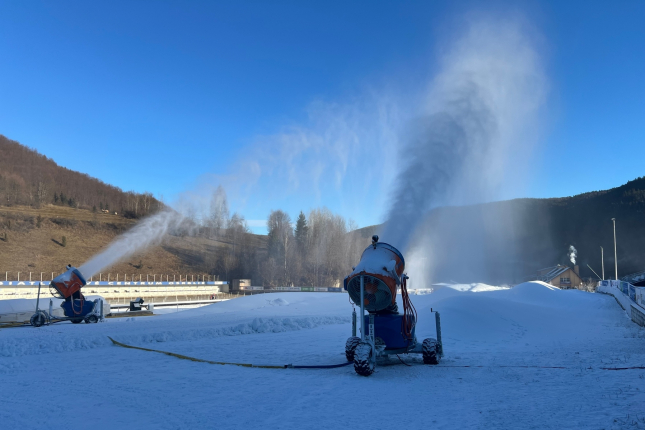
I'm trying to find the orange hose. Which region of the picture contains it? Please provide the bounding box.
[400,277,417,339]
[71,295,85,315]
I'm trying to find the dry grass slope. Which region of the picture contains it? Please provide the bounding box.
[0,205,266,279]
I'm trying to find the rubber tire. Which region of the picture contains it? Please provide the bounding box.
[30,312,46,327]
[345,336,361,362]
[422,338,440,365]
[85,315,98,324]
[353,342,375,376]
[71,318,83,324]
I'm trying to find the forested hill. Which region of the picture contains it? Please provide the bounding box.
[0,135,162,218]
[355,176,645,285]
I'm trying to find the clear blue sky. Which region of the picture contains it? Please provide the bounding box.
[1,1,644,233]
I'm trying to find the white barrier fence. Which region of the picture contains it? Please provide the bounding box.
[597,280,645,327]
[0,281,228,301]
[1,272,217,282]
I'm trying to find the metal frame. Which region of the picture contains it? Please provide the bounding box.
[357,275,443,359]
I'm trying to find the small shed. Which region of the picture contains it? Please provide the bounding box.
[536,265,583,289]
[231,279,252,292]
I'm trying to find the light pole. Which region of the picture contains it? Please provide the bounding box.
[600,246,604,280]
[612,218,618,280]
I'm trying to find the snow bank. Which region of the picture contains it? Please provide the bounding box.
[0,293,349,358]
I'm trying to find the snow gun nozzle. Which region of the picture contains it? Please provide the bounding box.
[49,265,87,300]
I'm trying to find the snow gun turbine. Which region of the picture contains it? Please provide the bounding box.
[343,235,443,376]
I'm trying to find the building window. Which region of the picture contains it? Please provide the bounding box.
[560,277,570,284]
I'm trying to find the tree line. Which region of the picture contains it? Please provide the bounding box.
[183,186,366,287]
[0,135,161,218]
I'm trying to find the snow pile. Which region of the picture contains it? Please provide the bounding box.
[443,282,509,293]
[266,298,289,306]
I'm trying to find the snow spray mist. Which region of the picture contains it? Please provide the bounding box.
[382,16,547,255]
[79,209,185,278]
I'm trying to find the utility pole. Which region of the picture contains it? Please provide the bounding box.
[600,246,604,280]
[612,218,618,280]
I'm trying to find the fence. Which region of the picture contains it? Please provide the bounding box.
[246,286,344,292]
[1,272,218,282]
[0,280,227,302]
[597,280,645,327]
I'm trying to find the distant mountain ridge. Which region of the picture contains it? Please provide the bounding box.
[0,134,161,218]
[356,177,645,284]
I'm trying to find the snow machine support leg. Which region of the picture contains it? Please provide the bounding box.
[360,275,365,340]
[435,311,443,357]
[35,282,41,314]
[352,308,357,337]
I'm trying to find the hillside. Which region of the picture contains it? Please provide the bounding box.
[0,135,161,218]
[0,204,267,280]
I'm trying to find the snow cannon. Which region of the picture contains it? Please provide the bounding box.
[343,235,443,376]
[345,237,405,314]
[29,266,104,327]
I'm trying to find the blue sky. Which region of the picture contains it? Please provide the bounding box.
[1,1,644,233]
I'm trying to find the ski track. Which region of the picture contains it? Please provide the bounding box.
[1,287,644,429]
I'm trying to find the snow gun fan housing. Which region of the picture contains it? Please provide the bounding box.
[344,238,405,313]
[49,267,87,300]
[49,266,96,320]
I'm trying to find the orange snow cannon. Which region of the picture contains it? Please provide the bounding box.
[343,235,443,376]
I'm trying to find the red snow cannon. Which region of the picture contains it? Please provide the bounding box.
[49,266,87,300]
[344,235,405,313]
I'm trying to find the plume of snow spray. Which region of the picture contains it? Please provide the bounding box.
[79,209,185,278]
[382,16,546,255]
[568,245,577,265]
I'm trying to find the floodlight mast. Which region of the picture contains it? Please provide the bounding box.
[611,218,618,280]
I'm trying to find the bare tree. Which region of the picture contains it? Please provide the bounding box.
[267,210,294,286]
[209,186,229,238]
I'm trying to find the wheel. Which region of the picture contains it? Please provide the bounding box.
[422,338,440,365]
[345,336,361,362]
[353,342,375,376]
[71,318,83,324]
[30,312,47,327]
[85,315,98,324]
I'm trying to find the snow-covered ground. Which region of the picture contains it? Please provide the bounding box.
[442,282,510,292]
[1,282,644,429]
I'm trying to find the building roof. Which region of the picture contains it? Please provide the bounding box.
[537,265,572,282]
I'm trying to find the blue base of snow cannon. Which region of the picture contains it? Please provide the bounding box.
[364,314,416,350]
[61,299,96,318]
